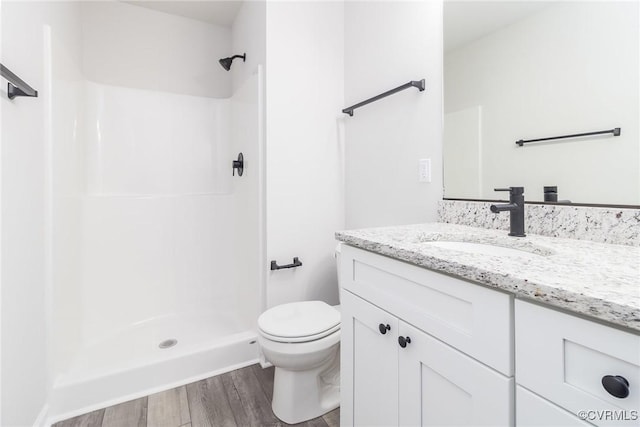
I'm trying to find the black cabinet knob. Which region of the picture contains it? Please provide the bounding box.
[378,324,391,335]
[602,375,630,398]
[398,336,411,348]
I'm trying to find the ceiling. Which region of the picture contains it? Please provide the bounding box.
[444,1,552,52]
[122,1,550,47]
[122,0,243,27]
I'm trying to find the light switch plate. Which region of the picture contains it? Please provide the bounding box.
[419,158,431,182]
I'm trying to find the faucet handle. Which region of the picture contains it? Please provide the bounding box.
[494,187,524,195]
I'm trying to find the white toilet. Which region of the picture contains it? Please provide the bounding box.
[257,246,342,424]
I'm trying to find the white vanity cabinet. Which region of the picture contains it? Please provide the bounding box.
[339,245,515,426]
[338,243,640,426]
[516,300,640,427]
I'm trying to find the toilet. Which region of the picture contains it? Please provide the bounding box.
[257,246,342,424]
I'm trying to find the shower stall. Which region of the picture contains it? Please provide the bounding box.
[43,2,265,419]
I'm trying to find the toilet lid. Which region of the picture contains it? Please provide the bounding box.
[258,301,340,342]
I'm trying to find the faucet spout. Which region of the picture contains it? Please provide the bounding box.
[490,203,518,213]
[491,187,526,237]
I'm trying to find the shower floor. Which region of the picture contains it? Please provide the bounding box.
[50,311,259,421]
[53,364,340,427]
[63,311,250,380]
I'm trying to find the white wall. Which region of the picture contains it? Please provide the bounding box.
[231,0,266,94]
[1,1,83,425]
[344,0,444,228]
[81,1,232,98]
[265,1,345,308]
[444,2,639,205]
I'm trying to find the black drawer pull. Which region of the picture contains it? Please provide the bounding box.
[378,324,391,334]
[602,375,629,398]
[398,336,411,348]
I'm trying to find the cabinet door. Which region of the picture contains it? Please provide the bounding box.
[341,290,399,427]
[398,321,514,426]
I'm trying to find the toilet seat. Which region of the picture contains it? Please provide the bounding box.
[261,324,340,343]
[258,301,340,343]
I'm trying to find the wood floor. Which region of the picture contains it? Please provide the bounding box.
[53,364,340,427]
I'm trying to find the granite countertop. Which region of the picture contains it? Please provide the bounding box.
[335,223,640,332]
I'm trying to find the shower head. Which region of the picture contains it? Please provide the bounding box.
[219,53,246,71]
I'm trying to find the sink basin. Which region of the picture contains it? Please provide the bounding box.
[424,241,545,259]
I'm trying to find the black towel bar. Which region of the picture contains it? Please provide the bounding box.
[1,63,38,100]
[342,79,425,117]
[516,128,620,146]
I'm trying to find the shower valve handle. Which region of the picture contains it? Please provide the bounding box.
[232,152,244,177]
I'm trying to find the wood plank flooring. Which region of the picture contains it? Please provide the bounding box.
[53,364,339,427]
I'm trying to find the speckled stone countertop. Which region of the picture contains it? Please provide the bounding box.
[335,223,640,332]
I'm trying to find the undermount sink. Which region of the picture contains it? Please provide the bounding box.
[423,241,547,259]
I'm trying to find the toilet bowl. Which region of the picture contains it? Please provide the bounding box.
[258,300,341,424]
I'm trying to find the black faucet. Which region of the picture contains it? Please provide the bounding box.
[490,187,526,237]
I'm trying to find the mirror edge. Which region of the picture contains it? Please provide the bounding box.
[443,198,640,210]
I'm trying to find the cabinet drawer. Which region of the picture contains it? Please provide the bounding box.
[339,245,513,375]
[516,300,640,426]
[516,386,591,426]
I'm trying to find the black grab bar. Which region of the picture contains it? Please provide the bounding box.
[516,128,620,147]
[1,63,38,100]
[342,79,425,117]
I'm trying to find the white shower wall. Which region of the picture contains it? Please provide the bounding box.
[84,82,232,195]
[230,68,264,324]
[80,82,238,342]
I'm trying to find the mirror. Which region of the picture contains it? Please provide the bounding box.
[443,1,639,206]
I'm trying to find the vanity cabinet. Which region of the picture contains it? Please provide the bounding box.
[516,300,640,427]
[339,245,514,426]
[339,243,640,426]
